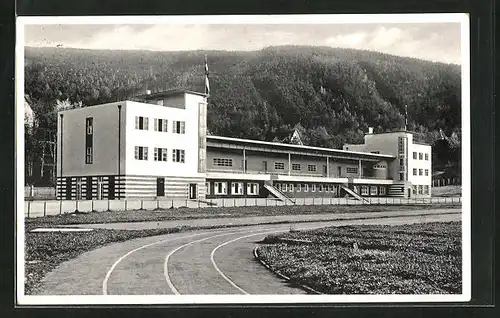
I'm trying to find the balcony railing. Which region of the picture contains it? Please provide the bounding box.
[206,168,392,180]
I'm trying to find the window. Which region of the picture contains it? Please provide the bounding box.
[361,186,369,195]
[419,153,423,160]
[292,163,301,171]
[282,184,288,192]
[289,184,294,192]
[412,185,417,195]
[304,184,309,192]
[324,184,329,192]
[346,167,358,174]
[214,182,227,195]
[154,118,168,132]
[311,184,316,192]
[399,173,405,181]
[318,184,323,192]
[213,158,233,167]
[418,185,423,194]
[247,183,259,195]
[135,116,149,130]
[275,162,285,170]
[370,186,378,196]
[373,165,386,169]
[97,177,104,200]
[425,153,429,160]
[413,168,417,176]
[86,147,93,164]
[86,117,93,135]
[379,186,386,196]
[423,185,429,195]
[307,164,317,172]
[172,120,186,134]
[76,178,83,200]
[134,146,148,160]
[413,152,417,159]
[425,169,429,176]
[231,182,243,195]
[275,183,281,191]
[154,148,168,162]
[172,149,185,163]
[329,184,334,192]
[398,137,406,154]
[296,184,301,192]
[419,169,423,176]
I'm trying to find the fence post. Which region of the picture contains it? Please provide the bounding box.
[141,200,144,210]
[125,200,127,211]
[107,199,110,212]
[43,201,46,217]
[91,200,94,212]
[27,201,30,218]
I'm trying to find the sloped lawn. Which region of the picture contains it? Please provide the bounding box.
[257,221,461,294]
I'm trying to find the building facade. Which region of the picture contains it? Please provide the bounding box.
[56,90,432,201]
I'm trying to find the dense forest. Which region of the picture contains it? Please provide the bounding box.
[24,46,462,186]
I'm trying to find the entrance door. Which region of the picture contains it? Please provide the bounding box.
[189,183,198,199]
[86,177,93,200]
[157,178,165,197]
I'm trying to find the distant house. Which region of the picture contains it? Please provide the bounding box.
[24,95,35,129]
[273,128,304,145]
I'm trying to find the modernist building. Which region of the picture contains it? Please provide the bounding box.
[56,90,431,201]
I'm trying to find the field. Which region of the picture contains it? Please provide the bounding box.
[432,185,462,197]
[257,221,462,294]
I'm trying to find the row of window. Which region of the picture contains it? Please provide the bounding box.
[412,168,429,176]
[412,185,430,195]
[354,185,387,196]
[373,164,387,169]
[134,146,185,163]
[275,183,340,193]
[209,182,260,195]
[135,116,185,134]
[413,152,429,160]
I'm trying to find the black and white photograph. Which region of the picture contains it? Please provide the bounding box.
[16,14,470,305]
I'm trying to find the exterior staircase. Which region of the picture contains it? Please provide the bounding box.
[341,186,369,203]
[264,182,296,204]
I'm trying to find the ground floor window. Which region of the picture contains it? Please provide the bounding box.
[304,184,309,192]
[361,186,369,195]
[311,184,316,192]
[412,185,417,195]
[418,185,423,194]
[282,183,288,192]
[296,184,301,192]
[206,182,211,195]
[370,186,378,196]
[289,184,294,192]
[379,186,386,196]
[231,182,243,195]
[247,183,259,195]
[318,184,323,192]
[214,182,227,195]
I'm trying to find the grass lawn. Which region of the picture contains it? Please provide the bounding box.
[432,185,462,197]
[257,221,461,294]
[26,203,459,227]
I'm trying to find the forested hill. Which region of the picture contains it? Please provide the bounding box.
[24,46,461,175]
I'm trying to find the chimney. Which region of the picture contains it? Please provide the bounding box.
[368,127,373,134]
[146,90,151,95]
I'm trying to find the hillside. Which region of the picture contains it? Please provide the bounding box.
[24,46,462,185]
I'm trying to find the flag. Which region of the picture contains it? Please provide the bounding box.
[204,55,210,95]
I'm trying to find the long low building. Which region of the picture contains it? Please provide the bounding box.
[56,90,431,201]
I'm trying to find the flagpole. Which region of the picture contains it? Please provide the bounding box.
[404,104,408,131]
[204,54,210,97]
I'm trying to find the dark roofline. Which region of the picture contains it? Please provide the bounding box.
[207,135,395,159]
[135,89,208,99]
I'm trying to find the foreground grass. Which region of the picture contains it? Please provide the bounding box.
[26,203,459,227]
[432,185,462,197]
[257,221,461,294]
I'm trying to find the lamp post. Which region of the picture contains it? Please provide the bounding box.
[59,113,64,200]
[117,104,122,200]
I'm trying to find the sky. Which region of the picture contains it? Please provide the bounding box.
[23,21,463,64]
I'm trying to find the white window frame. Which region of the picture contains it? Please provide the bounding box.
[214,182,228,195]
[213,158,233,167]
[361,186,369,195]
[413,168,417,176]
[419,152,423,160]
[172,149,185,163]
[379,186,386,196]
[282,184,288,192]
[134,146,148,160]
[231,182,244,195]
[425,169,429,176]
[206,182,211,195]
[311,184,316,192]
[418,185,423,194]
[304,184,309,192]
[318,184,323,192]
[275,162,285,170]
[425,153,429,160]
[296,184,301,192]
[292,163,301,171]
[412,185,418,194]
[173,120,186,134]
[135,116,149,130]
[247,183,259,195]
[346,167,358,174]
[307,164,317,172]
[370,186,378,196]
[289,184,294,192]
[413,152,417,159]
[419,169,423,176]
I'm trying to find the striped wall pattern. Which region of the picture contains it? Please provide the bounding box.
[57,175,206,200]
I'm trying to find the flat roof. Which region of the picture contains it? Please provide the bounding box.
[207,135,395,160]
[135,89,208,99]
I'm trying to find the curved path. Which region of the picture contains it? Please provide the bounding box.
[38,210,461,295]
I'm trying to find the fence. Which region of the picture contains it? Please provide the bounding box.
[24,186,56,200]
[24,196,462,218]
[432,178,461,187]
